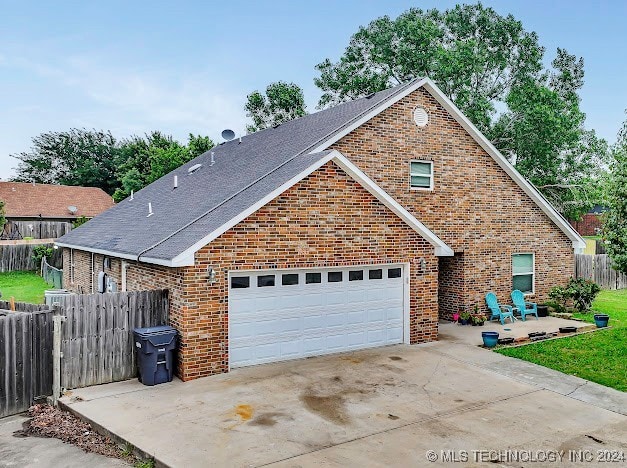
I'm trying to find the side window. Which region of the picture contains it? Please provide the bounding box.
[410,161,433,190]
[282,274,299,286]
[512,254,534,293]
[349,270,363,281]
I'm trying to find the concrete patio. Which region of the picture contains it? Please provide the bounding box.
[59,338,627,467]
[439,315,594,346]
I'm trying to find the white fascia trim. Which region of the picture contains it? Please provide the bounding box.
[310,76,585,251]
[331,153,453,256]
[54,242,179,267]
[419,78,586,251]
[309,78,429,154]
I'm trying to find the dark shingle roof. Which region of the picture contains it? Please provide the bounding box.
[57,81,417,262]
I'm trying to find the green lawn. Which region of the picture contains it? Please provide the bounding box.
[0,270,50,304]
[497,290,627,391]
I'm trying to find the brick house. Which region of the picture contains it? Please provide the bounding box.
[0,182,114,239]
[56,78,585,381]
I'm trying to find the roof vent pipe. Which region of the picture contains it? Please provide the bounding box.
[238,136,242,144]
[130,190,134,200]
[210,152,215,166]
[173,175,178,189]
[147,202,153,217]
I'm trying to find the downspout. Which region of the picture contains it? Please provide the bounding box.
[91,252,94,293]
[121,260,128,292]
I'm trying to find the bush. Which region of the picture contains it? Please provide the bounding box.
[549,277,601,313]
[32,245,53,267]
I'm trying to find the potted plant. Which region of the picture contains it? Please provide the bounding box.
[459,311,471,325]
[593,314,609,328]
[472,314,487,326]
[482,331,499,348]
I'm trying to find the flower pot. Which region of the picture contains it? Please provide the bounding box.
[482,331,499,348]
[478,321,484,326]
[537,305,549,317]
[594,314,609,328]
[460,318,469,325]
[559,326,577,333]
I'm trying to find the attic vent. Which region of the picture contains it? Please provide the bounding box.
[413,107,429,127]
[188,163,202,175]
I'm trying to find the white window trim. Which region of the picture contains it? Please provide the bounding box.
[409,160,434,191]
[512,252,535,294]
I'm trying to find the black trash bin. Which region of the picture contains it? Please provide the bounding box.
[133,325,177,386]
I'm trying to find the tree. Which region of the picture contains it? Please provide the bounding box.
[489,49,609,219]
[12,129,122,194]
[314,6,607,218]
[314,4,543,131]
[112,133,214,201]
[245,81,306,133]
[0,200,5,230]
[603,114,627,274]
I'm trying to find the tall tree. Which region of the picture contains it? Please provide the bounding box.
[245,81,306,133]
[314,4,543,132]
[314,5,607,217]
[12,129,121,194]
[603,114,627,274]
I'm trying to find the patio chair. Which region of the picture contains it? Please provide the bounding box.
[511,290,539,321]
[485,292,515,325]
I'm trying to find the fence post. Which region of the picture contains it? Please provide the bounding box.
[51,304,66,406]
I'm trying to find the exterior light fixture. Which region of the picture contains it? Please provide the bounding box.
[207,267,217,284]
[419,257,426,272]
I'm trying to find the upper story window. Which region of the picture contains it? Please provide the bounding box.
[410,161,433,190]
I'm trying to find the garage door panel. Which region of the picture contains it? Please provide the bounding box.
[230,265,405,368]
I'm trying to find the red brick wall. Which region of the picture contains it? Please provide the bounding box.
[569,213,603,237]
[64,162,438,381]
[63,249,121,294]
[331,87,574,315]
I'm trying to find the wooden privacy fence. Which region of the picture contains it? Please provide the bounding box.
[0,307,53,418]
[58,290,169,389]
[0,243,63,272]
[575,254,627,290]
[11,220,72,240]
[0,289,169,418]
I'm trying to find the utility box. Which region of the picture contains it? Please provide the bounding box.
[133,325,177,386]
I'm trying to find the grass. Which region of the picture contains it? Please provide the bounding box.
[496,289,627,392]
[0,270,51,304]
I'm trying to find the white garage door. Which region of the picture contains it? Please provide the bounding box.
[229,265,406,368]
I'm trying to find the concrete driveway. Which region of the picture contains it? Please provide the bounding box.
[60,340,627,467]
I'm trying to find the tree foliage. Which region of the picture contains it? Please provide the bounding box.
[245,81,306,133]
[314,4,608,218]
[0,200,5,229]
[603,114,627,274]
[11,129,214,202]
[12,129,121,194]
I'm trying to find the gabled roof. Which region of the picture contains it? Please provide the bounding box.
[57,150,452,265]
[57,77,585,264]
[0,182,114,219]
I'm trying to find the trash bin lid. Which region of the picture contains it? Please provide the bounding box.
[133,325,177,337]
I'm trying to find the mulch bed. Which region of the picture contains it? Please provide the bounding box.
[23,404,129,461]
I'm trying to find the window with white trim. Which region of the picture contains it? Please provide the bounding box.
[410,161,433,189]
[512,253,534,293]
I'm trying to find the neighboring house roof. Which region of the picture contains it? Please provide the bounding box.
[57,150,453,266]
[0,182,114,219]
[57,77,585,265]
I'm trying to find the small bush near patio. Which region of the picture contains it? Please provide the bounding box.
[497,290,626,391]
[0,270,50,304]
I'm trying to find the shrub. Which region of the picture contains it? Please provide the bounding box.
[32,245,53,267]
[549,277,601,313]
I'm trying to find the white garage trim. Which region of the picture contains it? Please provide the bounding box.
[228,263,410,369]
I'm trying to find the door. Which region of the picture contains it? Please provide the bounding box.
[228,264,406,368]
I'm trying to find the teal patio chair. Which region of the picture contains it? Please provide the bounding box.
[485,292,515,325]
[511,290,539,321]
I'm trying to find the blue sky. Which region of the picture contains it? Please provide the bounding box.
[1,0,626,179]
